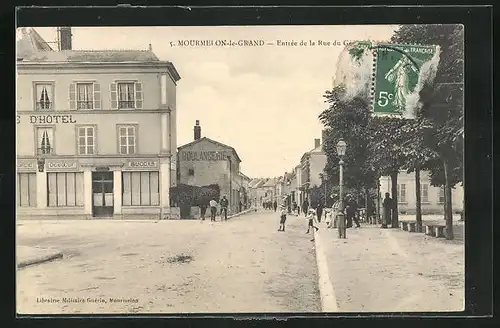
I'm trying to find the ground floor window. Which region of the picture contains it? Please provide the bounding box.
[122,171,159,206]
[47,172,84,207]
[18,173,37,207]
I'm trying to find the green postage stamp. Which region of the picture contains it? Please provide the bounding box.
[372,43,438,117]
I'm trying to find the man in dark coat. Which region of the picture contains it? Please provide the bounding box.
[345,196,360,228]
[273,200,278,212]
[220,195,229,220]
[316,202,324,223]
[302,199,309,216]
[382,192,393,228]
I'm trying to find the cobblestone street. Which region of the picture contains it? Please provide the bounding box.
[16,211,321,314]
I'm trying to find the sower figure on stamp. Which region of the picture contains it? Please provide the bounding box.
[219,195,229,221]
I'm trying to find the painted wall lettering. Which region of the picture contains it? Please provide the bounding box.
[128,160,158,169]
[26,115,77,124]
[180,151,228,161]
[47,161,77,169]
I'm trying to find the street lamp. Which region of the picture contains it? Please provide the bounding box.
[336,139,347,239]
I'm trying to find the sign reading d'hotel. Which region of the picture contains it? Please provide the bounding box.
[180,151,229,161]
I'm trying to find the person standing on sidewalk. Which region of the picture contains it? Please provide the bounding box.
[346,196,360,228]
[382,192,393,228]
[273,199,278,212]
[199,203,208,221]
[209,198,218,222]
[220,195,229,220]
[305,208,319,235]
[316,202,324,223]
[278,204,287,232]
[302,199,309,216]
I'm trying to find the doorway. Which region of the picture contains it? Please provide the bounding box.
[92,171,114,217]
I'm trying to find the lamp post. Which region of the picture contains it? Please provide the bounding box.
[336,139,347,239]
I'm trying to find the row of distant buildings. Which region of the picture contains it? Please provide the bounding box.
[249,135,464,215]
[16,27,249,220]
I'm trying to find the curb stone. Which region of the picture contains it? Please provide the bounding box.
[18,251,63,269]
[313,228,339,312]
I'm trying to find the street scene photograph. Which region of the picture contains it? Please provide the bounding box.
[16,24,464,314]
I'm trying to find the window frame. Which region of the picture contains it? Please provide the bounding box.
[33,81,55,111]
[438,187,445,204]
[117,82,136,109]
[76,82,95,110]
[75,124,97,155]
[121,171,160,206]
[116,124,139,155]
[34,125,56,156]
[421,183,429,203]
[397,183,407,204]
[17,173,37,207]
[47,172,85,207]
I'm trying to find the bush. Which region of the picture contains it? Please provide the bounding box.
[170,183,220,207]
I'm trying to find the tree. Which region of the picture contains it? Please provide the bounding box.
[319,86,378,202]
[391,24,464,239]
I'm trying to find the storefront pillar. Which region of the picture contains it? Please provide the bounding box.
[83,168,92,215]
[161,113,171,154]
[36,171,47,208]
[113,170,122,215]
[160,158,171,218]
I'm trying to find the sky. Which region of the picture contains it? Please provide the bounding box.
[32,25,397,178]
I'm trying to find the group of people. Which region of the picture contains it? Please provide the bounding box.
[276,194,364,239]
[199,195,230,221]
[263,200,278,211]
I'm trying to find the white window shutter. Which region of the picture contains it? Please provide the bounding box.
[110,82,117,109]
[135,82,143,109]
[69,83,76,110]
[93,83,101,110]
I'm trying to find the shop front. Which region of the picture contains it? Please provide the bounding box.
[16,156,171,220]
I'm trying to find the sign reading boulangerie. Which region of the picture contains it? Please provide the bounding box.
[180,151,229,161]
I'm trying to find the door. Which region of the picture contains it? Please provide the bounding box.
[92,171,114,217]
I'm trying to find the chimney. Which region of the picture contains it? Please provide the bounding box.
[58,27,72,51]
[194,120,201,140]
[314,138,321,149]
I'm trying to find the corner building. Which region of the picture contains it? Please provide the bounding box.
[16,28,181,219]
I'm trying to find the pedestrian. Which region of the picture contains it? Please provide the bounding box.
[209,198,218,221]
[382,192,393,228]
[302,199,309,216]
[220,195,229,220]
[316,202,324,223]
[278,204,287,232]
[239,200,243,213]
[273,199,278,212]
[345,195,360,228]
[200,203,207,221]
[305,208,319,237]
[292,201,297,213]
[325,208,333,228]
[297,205,300,216]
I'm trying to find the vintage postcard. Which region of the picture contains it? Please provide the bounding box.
[16,24,464,314]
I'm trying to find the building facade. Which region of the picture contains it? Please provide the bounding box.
[177,122,243,215]
[379,170,464,215]
[299,138,327,204]
[16,27,181,220]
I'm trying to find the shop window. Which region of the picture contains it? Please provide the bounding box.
[77,126,96,155]
[122,171,159,206]
[397,184,406,203]
[118,125,136,155]
[47,172,84,207]
[34,82,53,110]
[17,173,36,207]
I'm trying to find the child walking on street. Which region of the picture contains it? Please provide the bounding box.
[306,208,319,241]
[278,204,287,232]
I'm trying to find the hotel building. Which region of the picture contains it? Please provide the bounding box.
[16,27,181,219]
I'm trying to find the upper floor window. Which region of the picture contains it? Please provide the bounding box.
[36,127,54,155]
[69,82,101,110]
[110,81,143,110]
[438,187,445,204]
[34,83,54,111]
[118,125,137,155]
[77,126,96,155]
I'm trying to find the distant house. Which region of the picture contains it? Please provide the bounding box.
[300,138,327,204]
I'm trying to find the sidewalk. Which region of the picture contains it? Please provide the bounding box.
[17,246,63,269]
[314,222,464,312]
